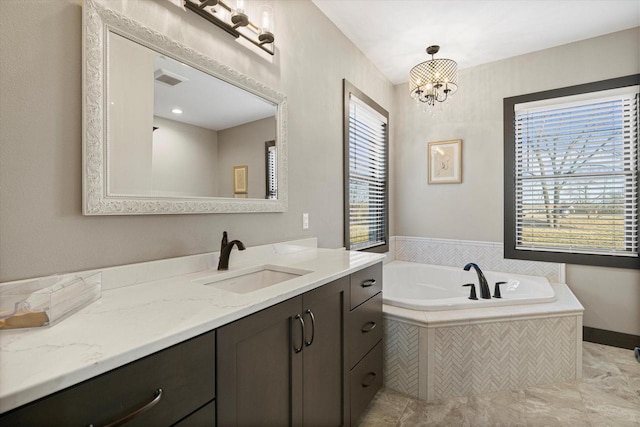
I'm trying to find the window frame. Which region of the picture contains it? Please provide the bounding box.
[343,79,389,253]
[504,74,640,269]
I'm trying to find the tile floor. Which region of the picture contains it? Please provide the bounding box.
[358,342,640,426]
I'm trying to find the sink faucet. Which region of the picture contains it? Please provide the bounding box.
[463,262,491,299]
[217,231,246,271]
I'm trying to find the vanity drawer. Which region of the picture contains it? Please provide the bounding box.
[174,399,216,426]
[350,341,383,426]
[0,331,215,427]
[350,262,382,309]
[348,292,383,369]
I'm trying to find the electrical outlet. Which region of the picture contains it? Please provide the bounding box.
[302,213,309,229]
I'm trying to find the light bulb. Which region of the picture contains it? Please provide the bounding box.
[260,5,274,33]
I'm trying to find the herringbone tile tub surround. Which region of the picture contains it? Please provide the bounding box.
[383,320,420,398]
[431,316,577,400]
[382,281,584,401]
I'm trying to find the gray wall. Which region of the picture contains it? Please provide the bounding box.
[394,28,640,336]
[109,30,155,195]
[0,0,395,281]
[152,116,219,198]
[217,117,276,199]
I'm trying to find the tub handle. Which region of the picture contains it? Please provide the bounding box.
[463,283,478,300]
[361,321,377,333]
[494,281,507,299]
[361,279,376,288]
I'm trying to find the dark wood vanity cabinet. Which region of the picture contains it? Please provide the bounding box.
[0,331,216,427]
[217,276,348,426]
[217,262,384,427]
[0,262,383,427]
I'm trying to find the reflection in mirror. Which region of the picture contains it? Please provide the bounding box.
[108,32,277,200]
[83,0,287,214]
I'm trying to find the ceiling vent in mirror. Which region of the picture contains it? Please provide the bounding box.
[154,68,188,87]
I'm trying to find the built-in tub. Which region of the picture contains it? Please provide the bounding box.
[383,261,556,311]
[381,243,582,402]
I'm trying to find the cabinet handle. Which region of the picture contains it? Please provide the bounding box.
[88,388,163,427]
[361,372,377,388]
[361,321,376,333]
[294,314,305,353]
[361,279,376,288]
[304,309,315,347]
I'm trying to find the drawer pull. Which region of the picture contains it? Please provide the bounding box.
[361,372,377,388]
[294,314,305,353]
[304,309,315,347]
[361,279,376,288]
[90,388,163,427]
[361,321,377,333]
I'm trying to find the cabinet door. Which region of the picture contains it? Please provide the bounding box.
[302,276,348,427]
[217,296,303,427]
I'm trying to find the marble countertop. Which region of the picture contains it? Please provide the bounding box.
[0,242,385,413]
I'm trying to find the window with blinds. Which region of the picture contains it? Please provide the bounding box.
[265,141,277,199]
[504,76,639,269]
[343,80,389,252]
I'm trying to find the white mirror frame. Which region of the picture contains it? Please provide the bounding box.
[82,0,287,215]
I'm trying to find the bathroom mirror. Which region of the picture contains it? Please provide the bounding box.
[83,0,287,215]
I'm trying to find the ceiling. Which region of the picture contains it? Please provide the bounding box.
[154,54,276,131]
[312,0,640,85]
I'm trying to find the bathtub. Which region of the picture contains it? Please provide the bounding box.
[383,261,556,311]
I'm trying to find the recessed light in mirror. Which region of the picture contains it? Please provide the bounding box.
[171,108,183,114]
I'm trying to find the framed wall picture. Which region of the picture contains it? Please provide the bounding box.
[428,139,462,184]
[233,165,248,194]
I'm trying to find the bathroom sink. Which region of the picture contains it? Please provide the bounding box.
[194,265,312,294]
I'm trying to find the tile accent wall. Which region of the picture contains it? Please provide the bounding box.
[383,319,420,398]
[392,236,564,282]
[430,316,578,400]
[383,315,581,401]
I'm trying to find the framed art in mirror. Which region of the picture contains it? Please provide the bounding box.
[82,0,287,214]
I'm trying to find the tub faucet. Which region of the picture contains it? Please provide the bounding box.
[463,263,491,299]
[217,231,246,271]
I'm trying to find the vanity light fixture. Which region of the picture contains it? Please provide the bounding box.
[184,0,275,55]
[409,45,458,106]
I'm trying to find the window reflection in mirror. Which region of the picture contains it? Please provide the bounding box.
[107,31,277,199]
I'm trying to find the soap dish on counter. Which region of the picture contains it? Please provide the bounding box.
[0,272,101,330]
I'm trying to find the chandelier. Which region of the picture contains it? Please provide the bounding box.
[409,45,458,106]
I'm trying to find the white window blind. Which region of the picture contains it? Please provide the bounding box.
[348,94,388,250]
[514,89,638,256]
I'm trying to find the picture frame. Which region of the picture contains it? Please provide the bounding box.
[233,165,248,194]
[428,139,462,184]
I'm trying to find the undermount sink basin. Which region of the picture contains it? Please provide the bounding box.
[194,265,312,294]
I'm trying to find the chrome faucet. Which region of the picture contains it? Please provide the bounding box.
[463,263,491,299]
[217,231,246,271]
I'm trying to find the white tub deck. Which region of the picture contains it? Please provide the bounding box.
[383,261,556,311]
